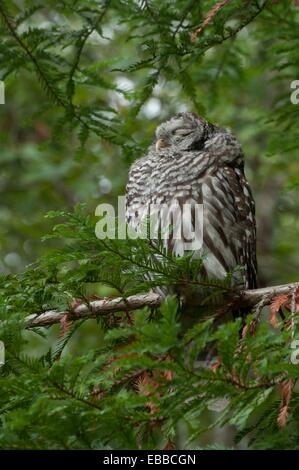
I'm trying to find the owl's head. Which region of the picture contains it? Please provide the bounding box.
[155,112,213,152]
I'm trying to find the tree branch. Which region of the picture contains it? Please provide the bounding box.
[241,281,299,306]
[192,0,231,41]
[191,0,270,45]
[0,1,114,142]
[26,281,299,329]
[26,292,162,328]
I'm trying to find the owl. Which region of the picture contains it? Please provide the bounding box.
[125,112,257,293]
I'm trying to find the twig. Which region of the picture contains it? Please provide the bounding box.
[290,283,299,339]
[192,0,269,43]
[249,295,269,334]
[67,0,111,106]
[192,0,231,41]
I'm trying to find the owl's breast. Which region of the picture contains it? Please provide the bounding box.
[148,150,210,203]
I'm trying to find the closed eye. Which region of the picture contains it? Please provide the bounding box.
[174,128,192,136]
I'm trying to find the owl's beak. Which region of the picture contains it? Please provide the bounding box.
[155,138,168,151]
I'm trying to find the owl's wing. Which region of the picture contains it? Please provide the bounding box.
[126,153,152,232]
[198,130,257,289]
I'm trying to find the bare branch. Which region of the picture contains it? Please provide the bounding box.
[241,282,299,307]
[25,281,299,329]
[26,293,162,328]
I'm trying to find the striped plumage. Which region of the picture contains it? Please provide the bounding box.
[126,112,257,290]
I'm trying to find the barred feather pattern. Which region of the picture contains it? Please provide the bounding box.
[126,113,257,290]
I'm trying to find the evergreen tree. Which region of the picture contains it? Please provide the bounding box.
[0,0,299,449]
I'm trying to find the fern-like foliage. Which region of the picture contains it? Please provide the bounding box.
[1,0,299,450]
[1,207,299,449]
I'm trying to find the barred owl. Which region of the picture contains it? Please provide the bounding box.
[126,112,257,294]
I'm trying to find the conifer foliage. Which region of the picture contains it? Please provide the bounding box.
[0,0,299,449]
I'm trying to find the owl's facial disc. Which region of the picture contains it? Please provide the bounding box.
[155,112,209,152]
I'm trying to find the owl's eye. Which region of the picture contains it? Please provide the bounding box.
[174,128,192,136]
